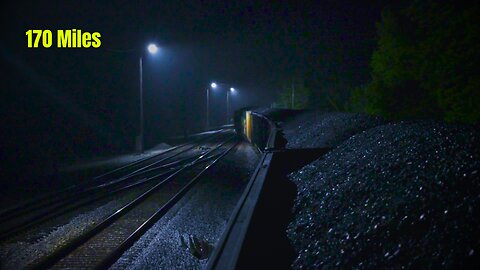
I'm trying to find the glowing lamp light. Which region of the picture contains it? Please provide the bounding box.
[211,82,217,88]
[147,43,158,54]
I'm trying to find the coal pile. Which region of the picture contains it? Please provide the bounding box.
[287,121,480,268]
[282,112,386,148]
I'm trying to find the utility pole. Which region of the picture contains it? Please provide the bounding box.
[206,88,210,129]
[291,78,295,109]
[226,90,230,124]
[137,56,144,153]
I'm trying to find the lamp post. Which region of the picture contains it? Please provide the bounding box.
[206,87,210,129]
[227,87,236,123]
[206,82,218,129]
[136,43,158,153]
[209,82,237,125]
[206,82,216,129]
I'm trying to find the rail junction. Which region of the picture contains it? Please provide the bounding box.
[0,110,325,269]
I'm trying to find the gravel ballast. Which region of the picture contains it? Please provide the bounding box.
[287,120,480,268]
[0,200,123,269]
[111,143,259,269]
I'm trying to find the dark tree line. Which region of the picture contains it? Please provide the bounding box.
[351,0,480,123]
[277,1,480,123]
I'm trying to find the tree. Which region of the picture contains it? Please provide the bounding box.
[275,76,311,109]
[408,0,480,122]
[351,1,480,123]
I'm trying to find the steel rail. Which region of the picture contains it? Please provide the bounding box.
[116,135,218,180]
[27,136,236,270]
[0,143,188,221]
[95,141,239,269]
[0,153,223,242]
[0,130,227,223]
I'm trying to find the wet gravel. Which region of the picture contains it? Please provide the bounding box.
[0,200,122,269]
[0,178,159,269]
[287,120,480,268]
[111,142,259,269]
[282,111,386,148]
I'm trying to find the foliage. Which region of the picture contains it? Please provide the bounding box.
[351,1,480,123]
[275,76,311,109]
[276,71,352,112]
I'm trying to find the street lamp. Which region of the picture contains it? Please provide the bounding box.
[206,82,237,126]
[137,43,159,153]
[227,87,237,122]
[147,43,158,54]
[205,82,217,129]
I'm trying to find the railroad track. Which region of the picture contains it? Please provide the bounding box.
[26,137,239,269]
[0,129,231,242]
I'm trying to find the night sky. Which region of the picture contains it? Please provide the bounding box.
[0,0,383,175]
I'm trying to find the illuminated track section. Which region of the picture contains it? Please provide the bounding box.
[0,129,231,242]
[25,138,239,269]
